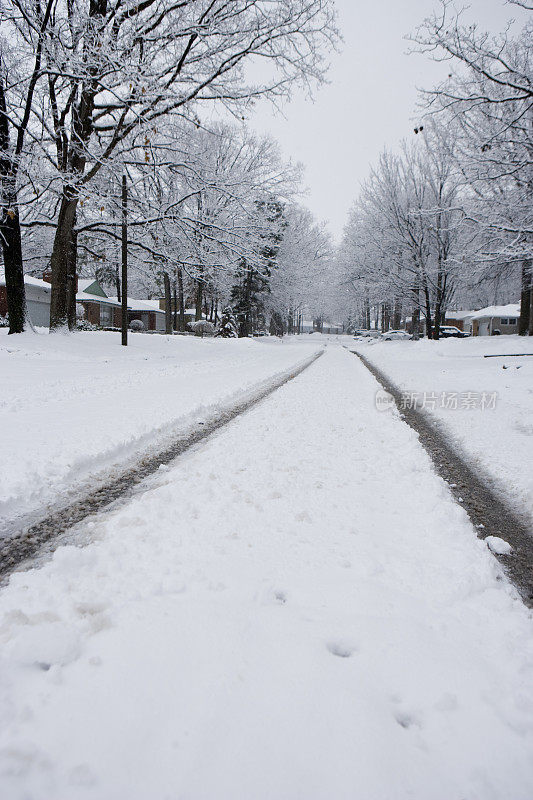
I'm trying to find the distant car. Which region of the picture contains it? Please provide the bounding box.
[353,330,380,339]
[439,325,469,338]
[380,329,412,341]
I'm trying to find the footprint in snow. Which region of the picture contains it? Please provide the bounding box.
[394,710,422,730]
[326,640,358,659]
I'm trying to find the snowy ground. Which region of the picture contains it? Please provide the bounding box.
[1,346,532,799]
[0,330,318,529]
[350,335,533,524]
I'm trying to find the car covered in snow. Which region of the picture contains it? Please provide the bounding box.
[380,329,412,341]
[353,330,380,339]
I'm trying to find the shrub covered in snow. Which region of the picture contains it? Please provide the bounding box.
[76,319,98,331]
[129,319,145,332]
[188,319,215,337]
[0,314,8,328]
[215,307,238,338]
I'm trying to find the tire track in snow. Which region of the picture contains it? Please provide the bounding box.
[349,348,533,607]
[0,350,323,581]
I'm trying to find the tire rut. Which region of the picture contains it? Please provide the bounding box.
[0,350,323,581]
[349,348,533,607]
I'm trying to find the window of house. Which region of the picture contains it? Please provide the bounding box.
[101,304,113,326]
[508,318,517,325]
[500,318,508,325]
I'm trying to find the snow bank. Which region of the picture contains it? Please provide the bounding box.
[0,330,318,530]
[351,335,533,523]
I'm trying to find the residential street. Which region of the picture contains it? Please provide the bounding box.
[1,345,532,799]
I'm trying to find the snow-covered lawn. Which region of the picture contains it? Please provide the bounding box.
[1,347,532,799]
[0,330,318,529]
[350,335,533,523]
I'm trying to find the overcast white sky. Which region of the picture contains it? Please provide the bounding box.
[248,0,529,243]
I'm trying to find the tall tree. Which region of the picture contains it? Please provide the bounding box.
[1,0,337,329]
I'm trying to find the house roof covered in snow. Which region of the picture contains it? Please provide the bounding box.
[470,303,520,320]
[77,290,121,306]
[445,309,476,320]
[0,274,51,292]
[107,296,165,313]
[77,278,107,295]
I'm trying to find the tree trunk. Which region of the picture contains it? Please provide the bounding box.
[392,297,402,330]
[0,75,26,334]
[529,284,533,336]
[49,190,78,330]
[412,306,420,341]
[121,174,128,346]
[381,303,391,332]
[363,296,370,329]
[422,280,433,339]
[177,268,185,331]
[115,264,121,303]
[67,222,78,330]
[163,271,172,334]
[432,267,447,341]
[519,260,531,335]
[1,197,27,334]
[173,281,178,331]
[195,278,203,322]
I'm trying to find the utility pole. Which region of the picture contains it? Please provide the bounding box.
[163,271,172,334]
[121,174,128,346]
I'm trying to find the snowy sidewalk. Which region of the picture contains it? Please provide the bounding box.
[1,346,533,799]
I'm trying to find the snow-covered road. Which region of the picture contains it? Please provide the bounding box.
[1,346,533,799]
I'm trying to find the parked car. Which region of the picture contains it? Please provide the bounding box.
[380,329,412,341]
[353,330,380,339]
[439,325,469,339]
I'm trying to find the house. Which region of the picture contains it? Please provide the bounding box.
[1,273,166,331]
[0,274,51,327]
[470,303,520,336]
[158,298,198,327]
[322,322,343,334]
[107,295,166,331]
[77,279,122,327]
[444,310,476,335]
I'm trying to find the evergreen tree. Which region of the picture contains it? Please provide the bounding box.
[215,307,238,338]
[230,258,269,337]
[230,201,285,336]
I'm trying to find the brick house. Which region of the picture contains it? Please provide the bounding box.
[107,295,166,331]
[444,310,476,334]
[470,304,520,336]
[77,279,122,327]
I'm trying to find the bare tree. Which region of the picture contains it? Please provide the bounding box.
[0,0,54,332]
[0,0,338,329]
[411,0,532,331]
